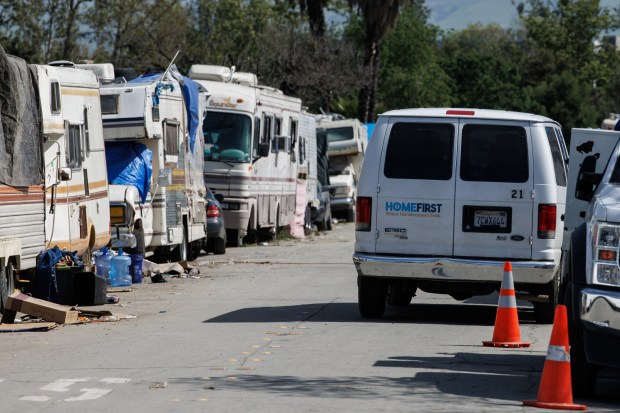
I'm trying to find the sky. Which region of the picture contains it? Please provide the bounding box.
[426,0,619,33]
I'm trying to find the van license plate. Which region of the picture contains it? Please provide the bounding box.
[474,210,507,228]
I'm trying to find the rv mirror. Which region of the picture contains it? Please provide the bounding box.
[58,167,72,182]
[157,168,173,186]
[575,154,603,202]
[258,142,270,157]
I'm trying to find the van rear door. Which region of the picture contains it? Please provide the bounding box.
[375,119,457,255]
[453,120,533,259]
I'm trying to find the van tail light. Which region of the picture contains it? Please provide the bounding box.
[356,197,372,231]
[538,204,556,239]
[207,203,221,218]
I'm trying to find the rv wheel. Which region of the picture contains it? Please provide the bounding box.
[0,261,15,314]
[172,229,188,262]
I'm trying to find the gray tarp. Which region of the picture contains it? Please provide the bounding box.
[0,46,43,186]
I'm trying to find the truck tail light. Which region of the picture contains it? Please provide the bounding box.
[538,204,556,239]
[356,197,372,231]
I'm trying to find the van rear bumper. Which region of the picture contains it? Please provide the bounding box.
[352,253,556,284]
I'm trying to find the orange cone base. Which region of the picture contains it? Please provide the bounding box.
[523,400,587,411]
[482,340,531,348]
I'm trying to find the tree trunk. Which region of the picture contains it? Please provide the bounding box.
[357,38,380,123]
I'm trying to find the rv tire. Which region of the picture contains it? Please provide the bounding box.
[172,228,188,262]
[0,260,15,314]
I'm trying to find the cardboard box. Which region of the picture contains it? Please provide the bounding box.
[1,292,79,324]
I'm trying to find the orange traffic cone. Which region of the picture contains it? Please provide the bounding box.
[483,262,531,348]
[523,304,587,410]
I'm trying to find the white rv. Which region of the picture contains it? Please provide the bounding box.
[188,65,303,246]
[0,54,110,311]
[318,116,367,222]
[89,64,208,261]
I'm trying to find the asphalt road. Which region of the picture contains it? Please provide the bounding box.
[1,222,618,412]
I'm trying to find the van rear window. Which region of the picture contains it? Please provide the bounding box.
[460,125,528,183]
[384,123,454,180]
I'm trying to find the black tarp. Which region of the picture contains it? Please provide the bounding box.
[0,46,43,186]
[316,127,330,187]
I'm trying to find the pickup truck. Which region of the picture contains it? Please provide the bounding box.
[562,128,620,396]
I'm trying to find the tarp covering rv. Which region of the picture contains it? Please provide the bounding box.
[105,141,153,203]
[0,46,43,186]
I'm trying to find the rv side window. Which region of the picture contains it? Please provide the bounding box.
[83,107,91,156]
[100,95,119,115]
[290,119,298,154]
[384,123,454,180]
[253,117,260,157]
[262,115,273,144]
[164,120,180,157]
[51,81,61,114]
[66,122,83,168]
[275,118,282,135]
[460,125,528,183]
[544,127,567,187]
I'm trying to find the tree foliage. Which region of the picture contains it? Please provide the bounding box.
[0,0,618,129]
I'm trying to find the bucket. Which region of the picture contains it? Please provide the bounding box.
[130,254,144,284]
[94,248,113,284]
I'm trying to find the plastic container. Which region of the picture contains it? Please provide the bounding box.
[129,254,144,284]
[95,247,113,285]
[109,248,132,287]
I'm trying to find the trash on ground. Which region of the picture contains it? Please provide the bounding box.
[1,292,79,324]
[0,322,57,332]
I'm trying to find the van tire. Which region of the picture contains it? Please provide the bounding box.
[533,271,560,324]
[0,261,15,314]
[387,280,417,306]
[358,275,387,318]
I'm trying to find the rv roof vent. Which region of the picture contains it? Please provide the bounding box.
[188,65,232,82]
[231,72,258,87]
[256,85,283,94]
[48,60,75,67]
[75,63,115,84]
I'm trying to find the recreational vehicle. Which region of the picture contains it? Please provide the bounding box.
[0,52,110,311]
[85,64,208,261]
[188,65,303,246]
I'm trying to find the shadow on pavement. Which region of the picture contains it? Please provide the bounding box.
[203,301,536,326]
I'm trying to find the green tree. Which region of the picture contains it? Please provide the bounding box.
[440,24,532,111]
[378,2,451,111]
[348,0,411,123]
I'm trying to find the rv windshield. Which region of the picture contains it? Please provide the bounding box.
[326,127,354,143]
[203,111,252,162]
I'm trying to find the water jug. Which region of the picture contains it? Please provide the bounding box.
[95,247,113,285]
[109,248,132,287]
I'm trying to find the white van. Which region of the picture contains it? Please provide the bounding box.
[353,108,568,323]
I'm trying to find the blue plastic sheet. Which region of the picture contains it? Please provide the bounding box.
[105,142,152,203]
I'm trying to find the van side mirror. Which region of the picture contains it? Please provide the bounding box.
[258,142,270,157]
[575,154,603,202]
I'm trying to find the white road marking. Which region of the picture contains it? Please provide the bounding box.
[20,395,51,402]
[65,388,112,401]
[0,379,5,383]
[100,378,131,384]
[41,378,90,392]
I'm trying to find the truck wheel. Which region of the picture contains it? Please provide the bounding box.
[358,275,387,318]
[533,271,559,324]
[126,227,145,255]
[227,229,244,247]
[0,261,15,314]
[387,280,417,306]
[566,284,597,397]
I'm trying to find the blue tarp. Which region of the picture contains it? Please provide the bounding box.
[130,72,201,152]
[105,142,152,203]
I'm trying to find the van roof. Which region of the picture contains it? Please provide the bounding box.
[380,108,558,124]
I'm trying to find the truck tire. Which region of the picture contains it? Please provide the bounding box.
[227,229,244,247]
[358,275,388,318]
[0,261,15,314]
[126,226,145,255]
